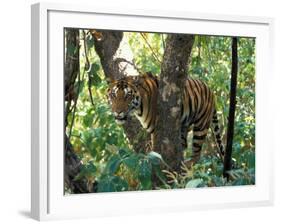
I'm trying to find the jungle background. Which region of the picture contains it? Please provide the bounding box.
[64,29,255,194]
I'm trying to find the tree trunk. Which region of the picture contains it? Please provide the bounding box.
[64,29,80,102]
[223,37,238,179]
[154,34,194,171]
[64,134,89,193]
[64,29,91,193]
[93,31,148,152]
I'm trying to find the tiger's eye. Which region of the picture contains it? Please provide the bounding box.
[126,92,132,99]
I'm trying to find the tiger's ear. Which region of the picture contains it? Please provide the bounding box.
[131,75,141,86]
[106,76,115,84]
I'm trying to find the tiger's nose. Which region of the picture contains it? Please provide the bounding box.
[114,112,125,118]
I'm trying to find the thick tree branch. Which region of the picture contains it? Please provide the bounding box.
[154,34,194,170]
[93,31,148,152]
[93,31,139,79]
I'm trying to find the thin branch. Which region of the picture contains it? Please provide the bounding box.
[114,58,142,74]
[161,34,166,50]
[83,30,90,69]
[65,100,71,128]
[68,50,87,140]
[140,33,162,65]
[69,31,96,139]
[71,134,87,146]
[64,99,74,167]
[68,70,81,139]
[83,30,95,107]
[198,36,201,60]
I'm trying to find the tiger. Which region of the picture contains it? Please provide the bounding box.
[107,72,224,166]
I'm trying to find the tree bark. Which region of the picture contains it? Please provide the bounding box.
[64,134,90,193]
[64,29,80,102]
[64,29,92,193]
[93,31,148,152]
[223,37,238,179]
[154,34,194,171]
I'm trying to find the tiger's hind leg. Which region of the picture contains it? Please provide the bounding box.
[211,109,225,158]
[184,126,209,168]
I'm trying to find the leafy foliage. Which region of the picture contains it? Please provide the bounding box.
[65,30,255,193]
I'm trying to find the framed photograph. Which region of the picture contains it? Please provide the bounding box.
[31,2,274,221]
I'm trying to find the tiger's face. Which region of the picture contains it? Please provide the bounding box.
[107,79,141,124]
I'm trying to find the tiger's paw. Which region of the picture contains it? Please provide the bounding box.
[182,157,199,169]
[183,159,195,169]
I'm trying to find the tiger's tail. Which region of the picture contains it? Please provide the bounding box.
[211,109,225,159]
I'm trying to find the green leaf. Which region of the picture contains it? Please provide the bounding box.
[92,63,100,72]
[106,155,121,174]
[212,176,225,186]
[88,146,97,158]
[118,148,130,159]
[86,163,97,173]
[82,131,94,148]
[147,151,162,165]
[83,113,94,127]
[97,176,128,192]
[137,159,152,190]
[123,154,139,170]
[97,176,115,192]
[185,178,204,188]
[88,63,101,86]
[243,151,255,168]
[111,176,129,191]
[232,178,249,186]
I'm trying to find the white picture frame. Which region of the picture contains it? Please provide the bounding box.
[31,2,275,221]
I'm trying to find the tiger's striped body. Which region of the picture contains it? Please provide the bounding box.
[107,73,224,165]
[181,78,224,163]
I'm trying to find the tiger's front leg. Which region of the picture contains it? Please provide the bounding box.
[180,125,188,149]
[144,131,155,153]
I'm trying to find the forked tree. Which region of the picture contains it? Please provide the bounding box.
[64,29,237,193]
